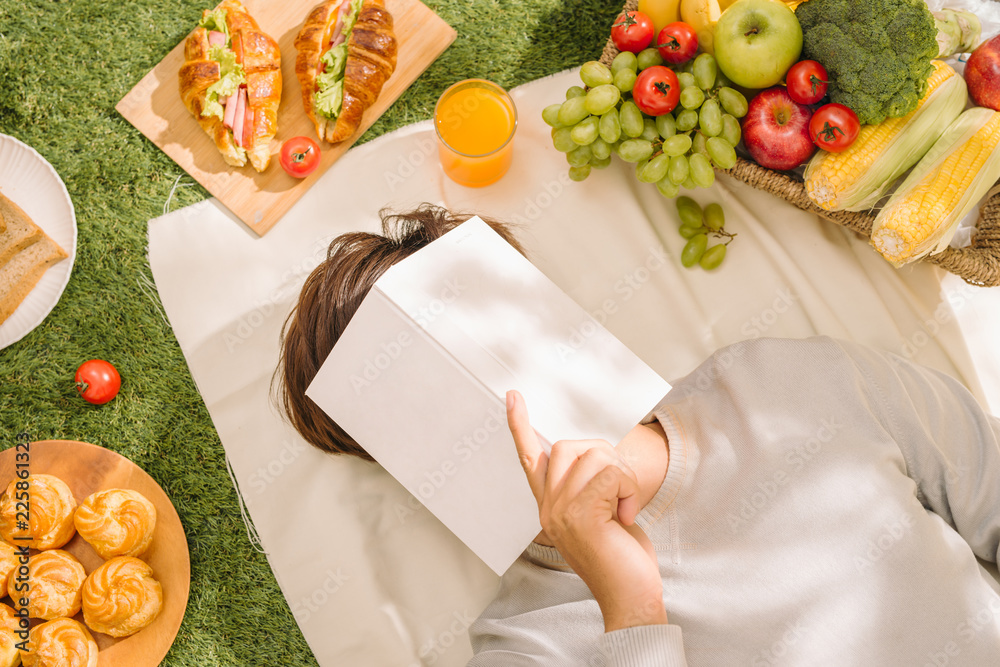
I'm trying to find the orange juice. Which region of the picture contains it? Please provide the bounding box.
[434,80,517,188]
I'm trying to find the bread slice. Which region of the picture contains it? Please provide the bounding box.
[0,192,43,267]
[0,206,6,234]
[0,231,68,325]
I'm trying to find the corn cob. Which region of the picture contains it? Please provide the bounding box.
[804,60,967,212]
[870,107,1000,267]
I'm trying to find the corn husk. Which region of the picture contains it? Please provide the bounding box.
[934,9,982,56]
[803,60,967,213]
[870,107,1000,267]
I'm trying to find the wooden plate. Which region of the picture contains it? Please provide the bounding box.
[0,440,190,666]
[115,0,457,236]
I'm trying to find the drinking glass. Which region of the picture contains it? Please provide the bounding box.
[434,79,518,188]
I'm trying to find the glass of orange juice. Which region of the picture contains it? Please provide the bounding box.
[434,79,517,188]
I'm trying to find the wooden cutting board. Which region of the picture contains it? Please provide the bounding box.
[116,0,456,236]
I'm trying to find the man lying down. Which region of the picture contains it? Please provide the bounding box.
[275,204,1000,666]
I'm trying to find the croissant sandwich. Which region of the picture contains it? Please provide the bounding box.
[179,0,281,171]
[294,0,398,143]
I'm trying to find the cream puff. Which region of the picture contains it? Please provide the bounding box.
[74,488,157,559]
[0,604,23,667]
[0,541,18,593]
[9,550,86,621]
[81,556,163,638]
[20,618,97,667]
[0,474,77,550]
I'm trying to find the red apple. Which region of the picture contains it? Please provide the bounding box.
[742,87,815,171]
[966,34,1000,110]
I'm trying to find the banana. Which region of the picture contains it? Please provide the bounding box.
[638,0,683,33]
[680,0,722,54]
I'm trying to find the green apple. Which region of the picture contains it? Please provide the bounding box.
[714,0,802,89]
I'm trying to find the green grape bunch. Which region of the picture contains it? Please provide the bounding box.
[541,44,748,268]
[541,49,748,192]
[676,197,734,270]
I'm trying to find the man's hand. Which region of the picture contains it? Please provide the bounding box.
[507,389,667,632]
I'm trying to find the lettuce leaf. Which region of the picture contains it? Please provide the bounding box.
[313,0,364,119]
[314,42,348,118]
[211,46,243,80]
[316,44,348,90]
[199,8,230,41]
[341,0,364,39]
[312,0,363,119]
[315,80,344,119]
[202,46,246,120]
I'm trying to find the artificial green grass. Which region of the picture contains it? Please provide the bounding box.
[0,0,624,663]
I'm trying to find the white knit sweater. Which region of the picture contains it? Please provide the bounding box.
[468,337,1000,666]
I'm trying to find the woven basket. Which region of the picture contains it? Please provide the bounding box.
[599,0,1000,286]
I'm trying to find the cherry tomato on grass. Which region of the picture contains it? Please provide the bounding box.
[280,137,321,178]
[611,11,655,54]
[786,60,829,105]
[809,103,860,152]
[633,66,681,116]
[75,360,121,405]
[656,22,698,64]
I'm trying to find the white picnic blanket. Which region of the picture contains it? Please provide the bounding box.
[147,68,1000,666]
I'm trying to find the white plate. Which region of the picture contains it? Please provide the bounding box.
[0,134,77,349]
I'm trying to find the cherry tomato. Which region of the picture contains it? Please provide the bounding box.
[75,360,121,405]
[656,22,698,65]
[280,136,321,178]
[632,66,681,116]
[786,60,829,105]
[611,11,655,54]
[809,103,860,153]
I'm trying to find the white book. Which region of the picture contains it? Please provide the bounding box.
[305,217,671,575]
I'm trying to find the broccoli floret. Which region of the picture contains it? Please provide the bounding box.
[853,25,891,54]
[796,0,939,125]
[885,87,921,119]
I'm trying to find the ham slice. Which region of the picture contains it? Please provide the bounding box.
[223,91,239,129]
[329,0,353,48]
[233,87,247,147]
[208,30,226,47]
